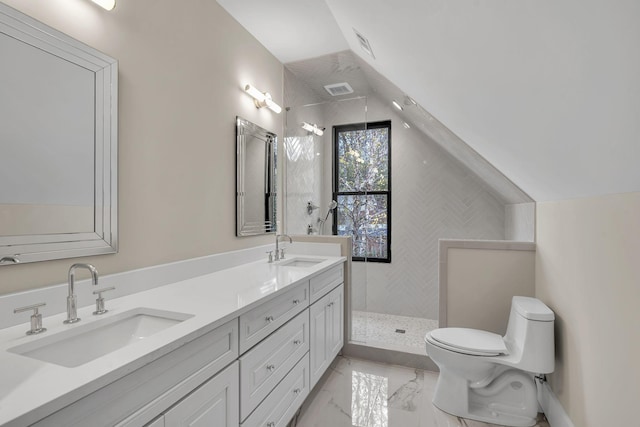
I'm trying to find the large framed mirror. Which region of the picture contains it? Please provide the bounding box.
[0,4,118,265]
[236,117,277,236]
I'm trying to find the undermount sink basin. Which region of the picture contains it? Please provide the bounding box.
[8,307,193,368]
[278,258,324,268]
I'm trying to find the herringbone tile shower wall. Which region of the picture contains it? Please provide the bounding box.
[362,97,505,319]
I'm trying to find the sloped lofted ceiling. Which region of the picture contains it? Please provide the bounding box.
[217,0,640,202]
[284,50,532,204]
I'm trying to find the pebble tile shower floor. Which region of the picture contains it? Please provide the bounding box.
[351,311,439,355]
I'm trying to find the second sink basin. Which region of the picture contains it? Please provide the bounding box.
[278,257,324,268]
[8,307,193,368]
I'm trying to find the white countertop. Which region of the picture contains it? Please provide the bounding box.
[0,254,345,426]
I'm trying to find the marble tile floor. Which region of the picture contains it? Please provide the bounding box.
[351,311,440,355]
[295,356,549,427]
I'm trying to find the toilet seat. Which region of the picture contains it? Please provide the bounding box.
[427,328,508,356]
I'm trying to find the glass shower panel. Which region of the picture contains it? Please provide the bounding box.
[284,97,369,346]
[284,103,324,235]
[284,97,367,237]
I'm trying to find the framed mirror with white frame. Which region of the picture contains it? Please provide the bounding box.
[0,3,118,265]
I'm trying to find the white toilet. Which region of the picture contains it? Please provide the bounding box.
[425,296,554,427]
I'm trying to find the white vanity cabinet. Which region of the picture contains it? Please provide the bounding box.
[240,263,344,426]
[309,283,344,388]
[7,259,346,427]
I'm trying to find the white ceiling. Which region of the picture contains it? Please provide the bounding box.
[217,0,640,202]
[215,0,348,63]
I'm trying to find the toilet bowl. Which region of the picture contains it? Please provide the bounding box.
[425,296,554,427]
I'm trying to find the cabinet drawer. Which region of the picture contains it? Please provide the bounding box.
[309,265,343,303]
[239,283,309,354]
[240,309,309,420]
[241,353,310,427]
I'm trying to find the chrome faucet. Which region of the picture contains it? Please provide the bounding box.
[275,234,292,261]
[64,263,99,324]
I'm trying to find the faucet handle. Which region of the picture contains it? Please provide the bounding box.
[266,251,274,263]
[92,286,115,315]
[14,302,47,335]
[279,248,286,259]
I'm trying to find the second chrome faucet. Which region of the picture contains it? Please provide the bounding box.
[275,234,292,261]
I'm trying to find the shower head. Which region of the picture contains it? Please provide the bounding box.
[323,200,338,222]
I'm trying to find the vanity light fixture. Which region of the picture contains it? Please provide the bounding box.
[392,100,404,111]
[244,84,282,114]
[90,0,116,10]
[301,122,324,136]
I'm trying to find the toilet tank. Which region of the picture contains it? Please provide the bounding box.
[504,297,555,373]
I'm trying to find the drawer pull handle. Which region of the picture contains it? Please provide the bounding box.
[293,339,301,345]
[266,364,276,372]
[265,315,274,323]
[267,423,275,427]
[293,299,300,305]
[327,302,334,307]
[294,388,301,395]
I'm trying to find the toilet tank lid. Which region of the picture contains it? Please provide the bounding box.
[513,297,555,321]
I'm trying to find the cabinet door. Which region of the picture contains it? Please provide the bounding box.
[327,284,344,361]
[309,292,329,388]
[163,361,239,427]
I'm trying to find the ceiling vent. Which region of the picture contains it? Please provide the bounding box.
[324,82,354,97]
[353,28,375,59]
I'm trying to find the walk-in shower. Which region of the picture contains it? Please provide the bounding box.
[283,51,530,360]
[282,86,445,356]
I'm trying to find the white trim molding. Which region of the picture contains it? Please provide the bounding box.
[538,379,575,427]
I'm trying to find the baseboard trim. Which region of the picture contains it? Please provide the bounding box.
[538,380,575,427]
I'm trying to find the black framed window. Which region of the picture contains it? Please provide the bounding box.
[333,121,391,262]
